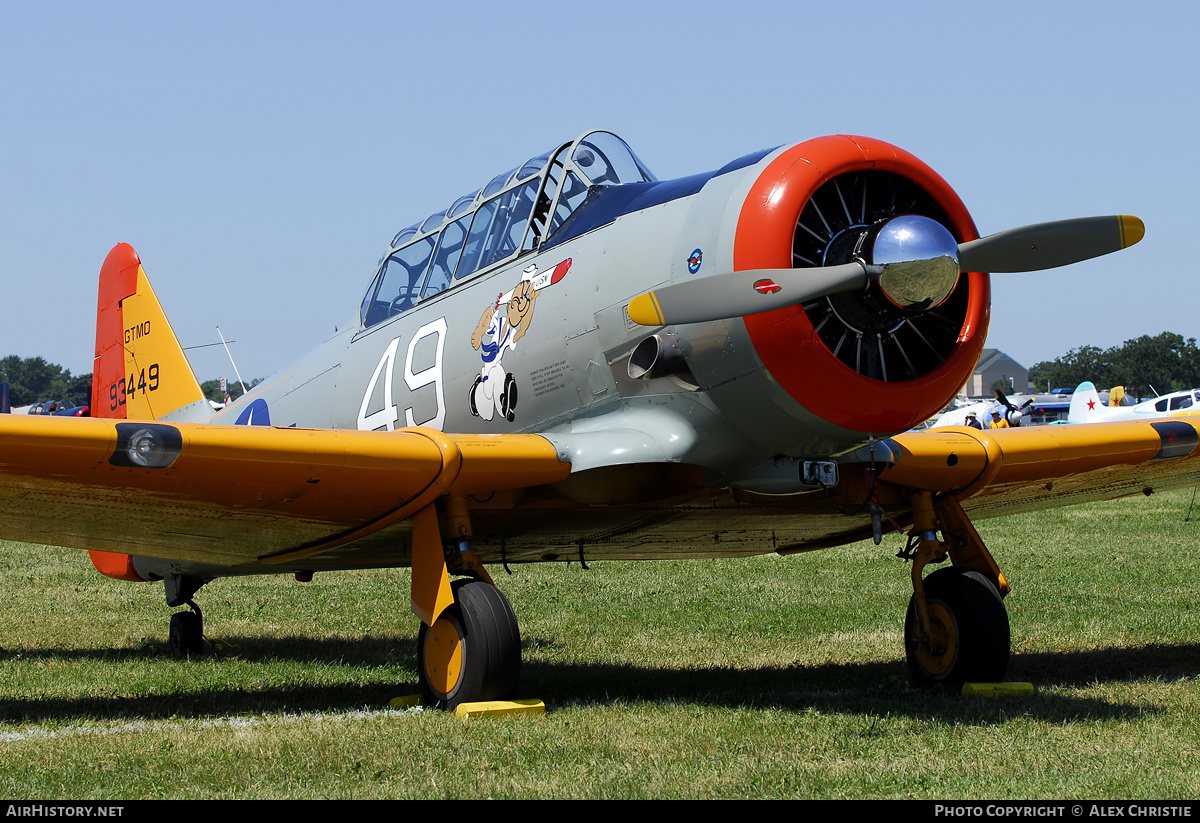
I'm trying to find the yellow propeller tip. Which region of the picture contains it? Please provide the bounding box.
[627,293,664,326]
[1120,215,1145,247]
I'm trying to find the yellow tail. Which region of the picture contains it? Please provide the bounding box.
[91,244,206,421]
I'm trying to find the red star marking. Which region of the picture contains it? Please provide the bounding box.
[1087,399,1096,410]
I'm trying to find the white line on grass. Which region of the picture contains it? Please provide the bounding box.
[0,706,427,743]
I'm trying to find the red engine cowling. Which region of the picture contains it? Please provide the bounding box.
[734,135,989,434]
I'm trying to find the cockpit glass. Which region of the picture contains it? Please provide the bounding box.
[390,224,420,249]
[474,179,540,272]
[573,131,657,186]
[362,131,654,328]
[361,234,438,327]
[549,171,590,236]
[419,209,447,233]
[483,168,516,198]
[448,192,478,219]
[456,197,500,281]
[515,150,553,181]
[421,215,470,300]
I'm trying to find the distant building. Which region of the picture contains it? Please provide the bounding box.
[965,349,1029,397]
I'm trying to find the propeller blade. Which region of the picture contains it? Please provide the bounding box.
[628,213,1145,328]
[626,261,878,327]
[958,215,1144,273]
[994,388,1016,413]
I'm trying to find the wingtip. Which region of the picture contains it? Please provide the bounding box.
[1120,215,1145,248]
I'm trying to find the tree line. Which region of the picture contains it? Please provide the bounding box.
[1,355,255,407]
[1028,332,1200,398]
[0,356,92,407]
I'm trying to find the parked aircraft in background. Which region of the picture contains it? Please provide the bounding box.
[3,399,89,417]
[1,130,1193,710]
[1069,381,1200,424]
[930,390,1033,428]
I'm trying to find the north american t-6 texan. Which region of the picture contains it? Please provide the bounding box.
[1,130,1192,709]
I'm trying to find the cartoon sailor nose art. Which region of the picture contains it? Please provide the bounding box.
[469,258,571,422]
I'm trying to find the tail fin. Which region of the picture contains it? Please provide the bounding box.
[91,244,207,421]
[1109,386,1127,407]
[1067,381,1103,423]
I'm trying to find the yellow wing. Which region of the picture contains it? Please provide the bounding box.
[884,416,1200,513]
[659,416,1200,557]
[760,416,1200,554]
[5,412,1198,565]
[0,414,569,568]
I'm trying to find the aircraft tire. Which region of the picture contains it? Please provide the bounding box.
[417,579,521,710]
[904,567,1009,688]
[169,610,204,658]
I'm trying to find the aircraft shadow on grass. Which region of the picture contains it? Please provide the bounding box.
[0,639,1197,725]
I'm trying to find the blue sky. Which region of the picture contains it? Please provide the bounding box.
[1,1,1195,384]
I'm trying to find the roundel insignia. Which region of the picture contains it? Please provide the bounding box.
[687,248,703,274]
[753,278,781,295]
[234,398,272,426]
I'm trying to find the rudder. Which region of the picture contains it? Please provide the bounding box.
[1067,381,1103,423]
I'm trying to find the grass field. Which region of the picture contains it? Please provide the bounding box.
[1,489,1198,799]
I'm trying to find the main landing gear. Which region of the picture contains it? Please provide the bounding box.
[411,498,522,710]
[417,579,521,709]
[900,492,1011,688]
[169,607,204,657]
[165,574,207,658]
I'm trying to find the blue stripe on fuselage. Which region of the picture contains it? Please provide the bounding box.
[542,146,779,251]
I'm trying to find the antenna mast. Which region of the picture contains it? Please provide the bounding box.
[216,326,248,396]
